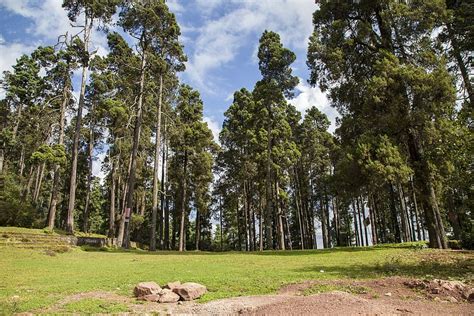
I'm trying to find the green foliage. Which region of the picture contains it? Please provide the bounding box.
[0,175,39,228]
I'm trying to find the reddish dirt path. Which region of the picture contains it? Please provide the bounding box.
[38,277,473,315]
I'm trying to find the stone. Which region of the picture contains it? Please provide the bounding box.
[158,289,180,303]
[431,288,441,294]
[447,296,458,303]
[164,281,182,290]
[138,294,160,302]
[173,282,207,301]
[441,282,454,292]
[433,297,441,302]
[466,288,474,302]
[384,292,392,297]
[134,282,161,297]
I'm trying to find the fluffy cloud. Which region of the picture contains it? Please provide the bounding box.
[288,80,339,133]
[184,0,316,92]
[203,116,221,144]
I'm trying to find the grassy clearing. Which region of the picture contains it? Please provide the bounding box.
[0,244,472,313]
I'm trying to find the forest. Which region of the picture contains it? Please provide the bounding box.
[0,0,472,252]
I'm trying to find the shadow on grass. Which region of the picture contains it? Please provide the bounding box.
[292,252,474,280]
[80,243,425,257]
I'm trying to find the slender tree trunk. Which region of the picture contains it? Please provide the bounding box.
[158,125,167,249]
[83,108,95,233]
[410,178,422,241]
[108,158,116,238]
[123,40,147,249]
[407,131,447,248]
[321,197,328,248]
[0,148,4,175]
[66,19,92,234]
[195,209,200,250]
[352,201,360,246]
[164,185,170,250]
[359,197,369,246]
[447,24,474,107]
[178,151,188,252]
[19,146,25,177]
[150,74,164,251]
[33,162,45,203]
[220,196,223,251]
[259,199,264,251]
[275,179,285,250]
[47,83,68,229]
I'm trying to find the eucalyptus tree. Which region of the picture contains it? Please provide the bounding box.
[62,0,119,233]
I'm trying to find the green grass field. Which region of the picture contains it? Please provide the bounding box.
[1,243,473,313]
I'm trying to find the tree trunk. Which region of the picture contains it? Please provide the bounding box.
[47,82,68,230]
[123,39,147,249]
[276,179,285,250]
[66,18,92,234]
[407,130,447,248]
[33,162,45,203]
[178,150,188,252]
[195,209,200,250]
[158,124,167,249]
[352,201,360,246]
[108,158,116,238]
[447,24,474,108]
[150,74,164,251]
[321,197,328,249]
[83,106,95,233]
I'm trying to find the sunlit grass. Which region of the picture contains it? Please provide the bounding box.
[0,243,472,313]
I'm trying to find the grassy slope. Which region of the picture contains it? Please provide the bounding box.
[0,245,472,313]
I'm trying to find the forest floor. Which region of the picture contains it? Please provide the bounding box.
[0,237,473,314]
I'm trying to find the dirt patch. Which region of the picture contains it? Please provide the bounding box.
[38,277,474,315]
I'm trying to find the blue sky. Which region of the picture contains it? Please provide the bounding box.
[0,0,337,140]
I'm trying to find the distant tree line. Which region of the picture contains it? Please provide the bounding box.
[0,0,472,250]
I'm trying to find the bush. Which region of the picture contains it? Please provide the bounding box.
[0,175,40,227]
[460,223,474,250]
[447,239,462,250]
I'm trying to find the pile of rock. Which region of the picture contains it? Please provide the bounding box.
[404,279,474,303]
[133,281,207,303]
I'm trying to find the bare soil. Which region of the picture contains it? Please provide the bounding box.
[38,277,473,315]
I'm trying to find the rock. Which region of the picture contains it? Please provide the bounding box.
[158,289,180,303]
[467,288,474,302]
[134,281,162,297]
[173,282,207,301]
[384,292,392,297]
[138,294,160,302]
[447,296,458,303]
[441,282,454,292]
[434,297,441,302]
[431,287,441,294]
[164,281,182,290]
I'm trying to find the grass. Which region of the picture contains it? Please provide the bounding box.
[0,243,472,313]
[303,284,370,295]
[0,226,107,238]
[63,299,129,313]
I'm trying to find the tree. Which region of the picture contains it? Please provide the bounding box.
[63,0,119,233]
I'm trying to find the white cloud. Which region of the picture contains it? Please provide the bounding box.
[204,116,221,144]
[288,80,339,133]
[92,151,107,182]
[184,0,316,92]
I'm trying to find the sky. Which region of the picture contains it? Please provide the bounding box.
[0,0,338,137]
